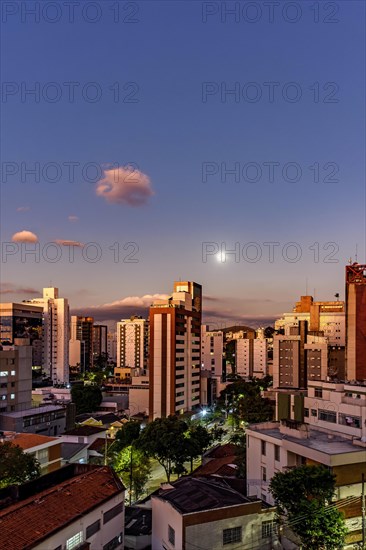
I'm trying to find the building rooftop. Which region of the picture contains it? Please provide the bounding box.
[60,442,88,461]
[125,506,152,537]
[0,465,124,550]
[154,476,251,515]
[248,421,366,456]
[63,425,106,436]
[0,405,65,419]
[0,433,58,450]
[205,443,238,459]
[75,412,122,425]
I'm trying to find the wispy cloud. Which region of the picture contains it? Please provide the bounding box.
[96,165,154,206]
[16,206,30,212]
[54,239,84,247]
[0,283,40,296]
[72,294,168,321]
[12,230,38,243]
[68,215,79,222]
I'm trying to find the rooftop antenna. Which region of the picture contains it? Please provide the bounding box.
[355,244,358,263]
[313,288,316,301]
[305,277,308,295]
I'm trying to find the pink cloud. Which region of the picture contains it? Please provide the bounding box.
[68,215,79,222]
[12,230,38,243]
[16,206,30,212]
[54,240,83,247]
[96,166,154,206]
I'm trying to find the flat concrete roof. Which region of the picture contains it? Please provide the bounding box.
[248,423,366,456]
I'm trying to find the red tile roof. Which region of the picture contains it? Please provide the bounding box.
[193,456,237,477]
[206,444,238,458]
[4,433,58,450]
[0,467,124,550]
[64,425,106,436]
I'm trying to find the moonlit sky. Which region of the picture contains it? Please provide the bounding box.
[1,1,365,327]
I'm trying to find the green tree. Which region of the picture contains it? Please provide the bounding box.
[0,441,41,488]
[219,379,274,425]
[114,445,151,503]
[229,431,246,479]
[71,383,102,414]
[185,424,213,472]
[114,421,141,452]
[269,465,347,550]
[137,416,189,482]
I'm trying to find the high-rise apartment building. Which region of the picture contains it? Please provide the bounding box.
[107,331,117,363]
[93,324,108,359]
[275,295,345,346]
[70,316,94,371]
[273,320,343,389]
[345,263,366,381]
[0,302,43,367]
[26,288,69,384]
[117,316,149,371]
[0,345,32,413]
[236,334,267,379]
[149,281,202,420]
[201,325,223,377]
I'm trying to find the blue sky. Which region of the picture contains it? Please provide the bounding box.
[1,0,365,326]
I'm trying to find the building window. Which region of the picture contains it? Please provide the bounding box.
[103,502,124,524]
[223,527,242,545]
[274,445,280,462]
[261,440,266,456]
[10,371,16,376]
[103,533,123,550]
[262,520,274,538]
[314,388,323,398]
[338,413,361,428]
[66,531,83,550]
[311,409,317,417]
[37,448,48,464]
[168,525,175,546]
[262,467,267,482]
[319,409,337,423]
[10,394,15,400]
[86,519,101,538]
[304,408,309,417]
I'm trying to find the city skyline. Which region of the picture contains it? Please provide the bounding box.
[1,2,365,323]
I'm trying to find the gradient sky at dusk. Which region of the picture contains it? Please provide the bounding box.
[1,1,365,327]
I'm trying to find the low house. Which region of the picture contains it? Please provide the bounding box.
[0,431,62,474]
[0,464,125,550]
[151,476,277,550]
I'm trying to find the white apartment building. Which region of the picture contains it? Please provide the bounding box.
[304,380,366,440]
[201,325,223,377]
[236,338,267,378]
[247,380,366,547]
[117,317,148,371]
[152,477,277,550]
[26,288,69,384]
